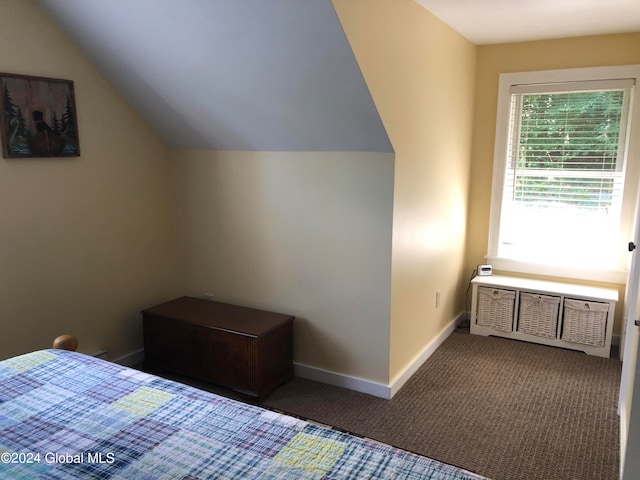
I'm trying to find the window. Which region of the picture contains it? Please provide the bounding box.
[488,66,640,282]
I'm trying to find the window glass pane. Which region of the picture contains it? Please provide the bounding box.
[499,88,628,268]
[518,91,623,172]
[498,199,619,268]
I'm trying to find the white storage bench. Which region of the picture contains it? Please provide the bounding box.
[470,275,617,358]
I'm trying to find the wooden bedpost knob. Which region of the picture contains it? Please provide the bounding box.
[53,334,78,351]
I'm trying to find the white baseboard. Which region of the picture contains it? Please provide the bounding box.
[294,363,391,399]
[295,312,462,400]
[113,349,144,367]
[388,313,461,398]
[120,315,461,400]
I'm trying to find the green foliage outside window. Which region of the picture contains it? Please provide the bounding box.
[514,90,624,209]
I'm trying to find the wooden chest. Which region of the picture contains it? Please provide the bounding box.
[142,296,294,400]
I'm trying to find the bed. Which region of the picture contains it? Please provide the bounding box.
[0,349,487,479]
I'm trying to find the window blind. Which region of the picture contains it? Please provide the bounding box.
[496,78,634,267]
[505,88,627,214]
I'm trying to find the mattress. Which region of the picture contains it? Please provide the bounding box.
[0,349,486,479]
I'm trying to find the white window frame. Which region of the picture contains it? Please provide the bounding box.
[487,65,640,284]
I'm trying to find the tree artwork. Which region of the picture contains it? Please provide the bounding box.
[0,74,80,158]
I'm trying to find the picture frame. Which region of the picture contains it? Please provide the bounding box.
[0,73,80,158]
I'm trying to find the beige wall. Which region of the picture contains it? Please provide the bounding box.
[466,33,640,331]
[0,0,180,360]
[172,150,394,383]
[333,0,477,380]
[12,0,633,389]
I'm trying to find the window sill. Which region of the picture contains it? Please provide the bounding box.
[485,256,627,285]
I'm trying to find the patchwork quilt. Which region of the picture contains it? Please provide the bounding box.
[0,349,487,479]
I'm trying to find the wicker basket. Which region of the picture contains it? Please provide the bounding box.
[517,292,560,338]
[561,298,609,347]
[476,287,516,332]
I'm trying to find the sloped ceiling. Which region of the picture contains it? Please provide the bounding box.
[36,0,393,152]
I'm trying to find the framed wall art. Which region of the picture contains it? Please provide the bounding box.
[0,73,80,158]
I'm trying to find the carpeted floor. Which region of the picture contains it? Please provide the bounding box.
[154,330,622,480]
[262,331,621,480]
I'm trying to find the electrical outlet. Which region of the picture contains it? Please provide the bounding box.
[436,290,441,308]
